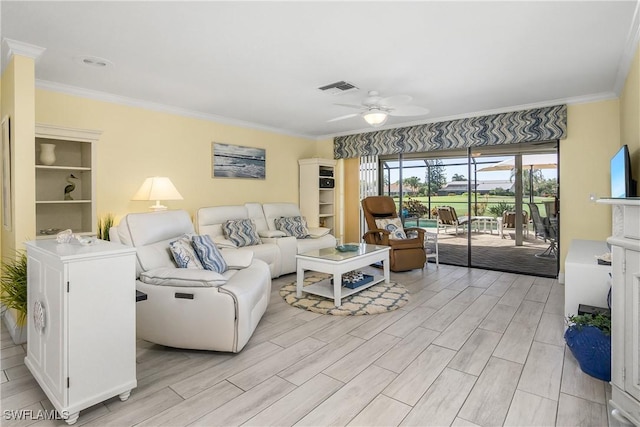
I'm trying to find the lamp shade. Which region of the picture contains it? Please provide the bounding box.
[132,177,183,211]
[363,109,388,127]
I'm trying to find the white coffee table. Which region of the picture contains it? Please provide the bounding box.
[296,243,390,307]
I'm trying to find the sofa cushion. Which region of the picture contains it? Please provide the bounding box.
[274,216,310,238]
[220,248,254,269]
[169,234,204,269]
[375,218,407,240]
[262,203,304,231]
[258,229,287,238]
[307,227,331,238]
[212,236,237,249]
[119,210,196,273]
[223,219,262,247]
[296,233,338,254]
[140,267,227,287]
[196,205,249,238]
[192,234,228,273]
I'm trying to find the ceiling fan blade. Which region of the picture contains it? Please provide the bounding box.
[380,94,412,107]
[333,103,364,110]
[327,113,359,123]
[389,105,430,117]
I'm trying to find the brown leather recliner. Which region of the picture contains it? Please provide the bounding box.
[361,196,427,272]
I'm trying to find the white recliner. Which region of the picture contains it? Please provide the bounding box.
[110,210,271,353]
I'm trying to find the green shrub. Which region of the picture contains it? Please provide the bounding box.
[1,252,27,323]
[404,198,429,217]
[472,202,487,216]
[487,201,515,218]
[567,313,611,336]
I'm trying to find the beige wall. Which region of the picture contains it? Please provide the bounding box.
[1,56,37,256]
[34,90,332,225]
[621,43,640,176]
[559,100,621,269]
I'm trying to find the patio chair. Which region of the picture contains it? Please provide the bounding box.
[361,196,427,272]
[528,203,558,258]
[500,211,529,239]
[436,206,476,234]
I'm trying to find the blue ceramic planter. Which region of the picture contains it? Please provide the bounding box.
[564,325,611,381]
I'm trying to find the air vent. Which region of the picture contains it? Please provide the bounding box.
[318,81,359,95]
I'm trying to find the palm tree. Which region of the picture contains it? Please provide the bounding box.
[510,168,545,198]
[403,177,422,195]
[452,173,466,181]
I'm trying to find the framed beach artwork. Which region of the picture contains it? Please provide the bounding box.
[212,142,266,179]
[2,116,11,230]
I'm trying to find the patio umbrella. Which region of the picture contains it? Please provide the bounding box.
[478,154,557,203]
[478,154,557,172]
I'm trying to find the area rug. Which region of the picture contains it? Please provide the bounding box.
[280,274,409,316]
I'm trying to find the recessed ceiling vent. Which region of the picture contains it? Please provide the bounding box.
[318,81,358,95]
[73,55,113,68]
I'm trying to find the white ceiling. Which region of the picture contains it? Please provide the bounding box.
[2,1,639,140]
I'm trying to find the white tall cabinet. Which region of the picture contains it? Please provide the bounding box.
[598,198,640,426]
[24,239,137,425]
[299,158,337,232]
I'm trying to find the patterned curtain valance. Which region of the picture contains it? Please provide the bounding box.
[334,105,567,159]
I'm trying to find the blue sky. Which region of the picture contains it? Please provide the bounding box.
[384,156,558,184]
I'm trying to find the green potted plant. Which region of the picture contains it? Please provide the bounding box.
[564,312,611,381]
[1,252,28,344]
[97,213,115,241]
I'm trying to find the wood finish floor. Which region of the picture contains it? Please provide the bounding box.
[1,265,610,426]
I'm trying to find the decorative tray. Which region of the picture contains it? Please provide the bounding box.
[40,228,62,235]
[336,244,359,252]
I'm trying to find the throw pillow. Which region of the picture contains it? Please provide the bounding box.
[274,216,310,238]
[169,234,204,269]
[222,219,262,247]
[192,234,228,273]
[375,218,407,240]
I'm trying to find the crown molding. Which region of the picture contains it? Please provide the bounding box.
[1,38,46,74]
[35,79,316,141]
[321,91,619,140]
[35,123,102,143]
[613,0,640,95]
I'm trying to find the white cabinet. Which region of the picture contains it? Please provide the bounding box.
[564,239,611,318]
[598,198,640,426]
[299,158,336,232]
[35,124,101,237]
[24,239,137,425]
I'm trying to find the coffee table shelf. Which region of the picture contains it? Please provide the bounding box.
[301,275,386,301]
[296,243,390,307]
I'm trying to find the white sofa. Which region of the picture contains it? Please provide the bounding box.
[110,210,271,353]
[196,202,336,278]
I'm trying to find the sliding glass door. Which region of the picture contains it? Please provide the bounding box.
[378,141,559,277]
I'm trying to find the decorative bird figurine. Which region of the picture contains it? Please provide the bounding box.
[64,174,78,200]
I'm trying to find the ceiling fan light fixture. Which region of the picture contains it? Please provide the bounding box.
[363,109,388,127]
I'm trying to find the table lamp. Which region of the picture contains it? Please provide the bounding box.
[131,177,183,211]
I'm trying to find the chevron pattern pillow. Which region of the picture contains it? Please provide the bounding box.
[192,234,228,273]
[169,234,204,269]
[222,219,262,247]
[274,216,310,238]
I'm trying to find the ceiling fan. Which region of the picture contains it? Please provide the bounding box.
[327,90,430,127]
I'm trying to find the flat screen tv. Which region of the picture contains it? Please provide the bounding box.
[610,144,637,198]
